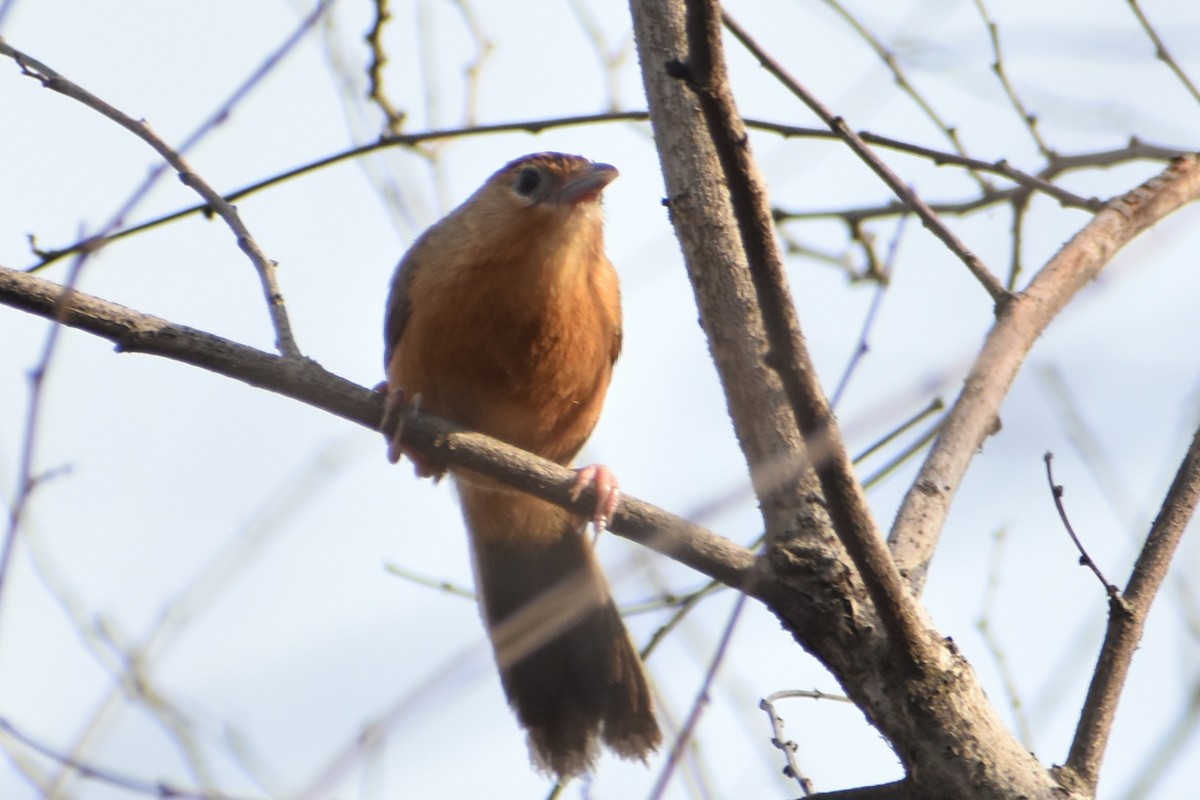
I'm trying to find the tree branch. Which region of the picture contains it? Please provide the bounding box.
[720,11,1010,303]
[889,154,1200,592]
[0,265,755,593]
[676,0,930,665]
[0,38,301,356]
[1065,422,1200,791]
[630,2,1075,797]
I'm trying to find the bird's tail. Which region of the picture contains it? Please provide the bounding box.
[460,484,660,778]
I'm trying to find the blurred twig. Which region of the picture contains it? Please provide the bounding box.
[820,0,991,191]
[830,211,910,408]
[568,0,634,110]
[974,527,1033,749]
[1126,0,1200,108]
[648,593,747,800]
[0,718,259,800]
[972,0,1050,156]
[448,0,494,126]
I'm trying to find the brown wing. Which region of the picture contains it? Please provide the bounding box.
[383,250,418,372]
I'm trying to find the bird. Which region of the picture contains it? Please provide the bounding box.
[381,152,661,778]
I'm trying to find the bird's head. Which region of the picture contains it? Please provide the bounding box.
[452,153,618,253]
[496,152,618,209]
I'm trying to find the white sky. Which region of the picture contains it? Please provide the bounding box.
[1,1,1199,798]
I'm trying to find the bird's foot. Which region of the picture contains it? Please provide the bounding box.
[570,463,621,535]
[379,383,437,477]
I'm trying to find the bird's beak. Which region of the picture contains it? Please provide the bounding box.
[553,162,619,205]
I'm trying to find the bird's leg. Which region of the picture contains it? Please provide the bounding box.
[570,463,621,535]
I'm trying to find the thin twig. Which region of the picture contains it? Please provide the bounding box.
[760,687,858,796]
[641,577,729,660]
[648,593,748,800]
[1043,452,1127,608]
[1006,193,1030,290]
[384,563,476,599]
[1126,0,1200,108]
[448,0,495,126]
[0,718,257,800]
[852,398,945,467]
[720,10,1010,303]
[820,0,991,192]
[860,416,942,491]
[25,111,653,271]
[0,251,83,639]
[972,0,1051,156]
[567,0,633,110]
[0,39,303,357]
[974,527,1034,748]
[830,211,910,408]
[759,694,821,795]
[366,0,406,133]
[29,113,1183,272]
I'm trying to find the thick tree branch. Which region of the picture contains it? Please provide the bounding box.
[629,2,1076,798]
[0,265,755,593]
[1065,423,1200,791]
[889,154,1200,592]
[676,0,929,665]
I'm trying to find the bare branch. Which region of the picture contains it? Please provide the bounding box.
[974,528,1034,749]
[1065,423,1200,791]
[1126,0,1200,108]
[830,213,909,408]
[447,0,495,125]
[25,111,654,271]
[30,113,1183,273]
[0,38,303,357]
[675,0,930,662]
[0,265,756,594]
[632,4,1073,796]
[720,11,1010,303]
[649,594,748,800]
[819,0,991,191]
[890,155,1200,592]
[366,0,406,133]
[1043,452,1128,608]
[759,694,815,796]
[0,718,255,800]
[972,0,1051,156]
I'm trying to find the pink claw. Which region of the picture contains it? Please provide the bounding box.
[571,463,621,534]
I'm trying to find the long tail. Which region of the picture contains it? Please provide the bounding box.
[460,484,660,778]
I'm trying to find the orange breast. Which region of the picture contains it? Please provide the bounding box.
[389,244,620,467]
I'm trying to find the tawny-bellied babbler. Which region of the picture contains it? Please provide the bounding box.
[381,152,661,777]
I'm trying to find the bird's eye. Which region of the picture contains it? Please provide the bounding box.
[513,166,543,198]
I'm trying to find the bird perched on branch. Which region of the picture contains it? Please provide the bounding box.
[381,152,660,778]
